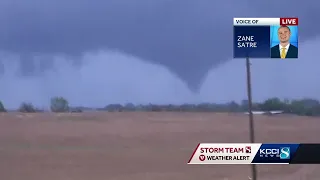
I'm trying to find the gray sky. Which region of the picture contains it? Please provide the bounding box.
[0,0,320,108]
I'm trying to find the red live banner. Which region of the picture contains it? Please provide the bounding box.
[280,18,299,26]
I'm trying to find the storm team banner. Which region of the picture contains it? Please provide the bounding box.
[188,143,320,164]
[233,17,299,58]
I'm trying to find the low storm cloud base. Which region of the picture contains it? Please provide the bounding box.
[1,37,320,109]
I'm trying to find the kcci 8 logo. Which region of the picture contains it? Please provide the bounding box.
[259,147,290,159]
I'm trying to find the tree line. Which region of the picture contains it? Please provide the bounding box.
[1,97,320,116]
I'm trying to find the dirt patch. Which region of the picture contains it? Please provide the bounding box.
[0,112,319,180]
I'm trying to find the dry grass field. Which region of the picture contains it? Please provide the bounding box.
[0,112,320,180]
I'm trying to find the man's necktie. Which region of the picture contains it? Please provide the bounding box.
[281,48,286,59]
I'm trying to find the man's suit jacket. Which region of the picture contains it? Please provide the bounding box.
[270,44,298,58]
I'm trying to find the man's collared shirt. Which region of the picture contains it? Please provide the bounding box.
[279,43,290,56]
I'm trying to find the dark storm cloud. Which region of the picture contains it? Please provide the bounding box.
[0,0,320,91]
[2,37,320,109]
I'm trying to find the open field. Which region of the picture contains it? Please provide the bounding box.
[0,112,320,180]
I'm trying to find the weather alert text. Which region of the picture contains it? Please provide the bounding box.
[188,143,259,164]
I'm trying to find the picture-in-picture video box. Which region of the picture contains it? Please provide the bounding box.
[233,17,298,59]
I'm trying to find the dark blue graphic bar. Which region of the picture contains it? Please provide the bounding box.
[233,26,270,58]
[290,144,320,164]
[252,144,299,164]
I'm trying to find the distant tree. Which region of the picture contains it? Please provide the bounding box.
[124,103,135,111]
[133,104,144,111]
[196,103,215,112]
[69,107,83,113]
[227,101,240,112]
[98,98,320,116]
[180,104,196,112]
[162,104,178,111]
[50,97,69,112]
[150,104,162,112]
[251,103,262,111]
[241,99,249,111]
[104,104,123,112]
[139,104,151,111]
[283,98,290,104]
[0,101,6,112]
[18,102,36,113]
[300,98,320,108]
[289,99,320,116]
[260,98,285,111]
